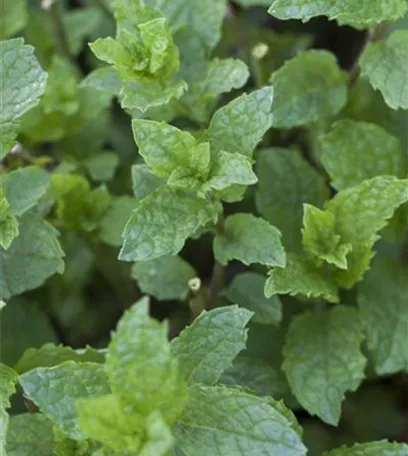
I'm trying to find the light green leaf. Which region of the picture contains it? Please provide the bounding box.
[208,86,274,158]
[0,38,46,158]
[214,213,286,267]
[119,187,220,262]
[255,147,329,252]
[223,272,282,325]
[81,67,122,96]
[0,191,19,250]
[85,152,119,182]
[283,306,366,425]
[324,440,408,456]
[64,7,103,56]
[265,253,339,303]
[268,0,408,29]
[320,120,405,190]
[360,30,408,110]
[99,196,138,247]
[14,344,105,374]
[0,0,27,40]
[302,204,352,270]
[6,413,55,456]
[0,213,65,299]
[132,164,164,201]
[269,50,347,129]
[234,0,271,5]
[206,150,258,191]
[174,384,307,456]
[1,166,50,216]
[131,255,196,301]
[0,363,18,455]
[358,258,408,375]
[171,306,252,385]
[106,298,188,423]
[19,361,110,439]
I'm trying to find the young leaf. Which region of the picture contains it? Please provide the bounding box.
[269,50,347,129]
[85,152,119,182]
[132,164,164,201]
[360,30,408,110]
[320,120,404,190]
[0,191,19,250]
[0,213,65,299]
[358,258,408,375]
[19,361,110,439]
[324,440,408,456]
[1,166,50,216]
[119,187,220,262]
[81,66,122,96]
[265,253,339,303]
[223,272,282,325]
[214,213,286,267]
[0,363,18,455]
[0,38,47,158]
[131,255,196,301]
[174,384,307,456]
[282,306,366,425]
[256,148,329,252]
[6,413,55,456]
[268,0,408,30]
[171,306,253,385]
[106,298,188,424]
[208,86,274,158]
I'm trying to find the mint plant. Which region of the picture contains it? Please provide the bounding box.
[1,0,408,455]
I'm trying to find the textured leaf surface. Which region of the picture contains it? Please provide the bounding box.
[0,38,47,158]
[283,306,366,425]
[265,253,339,302]
[320,120,404,190]
[19,361,110,439]
[360,30,408,110]
[6,413,55,456]
[268,0,408,29]
[324,440,408,456]
[106,298,188,423]
[0,191,19,250]
[214,213,286,267]
[0,363,17,455]
[223,272,282,325]
[174,384,307,456]
[171,306,252,385]
[270,50,347,129]
[256,148,329,251]
[132,164,164,201]
[1,166,50,216]
[208,87,274,158]
[358,258,408,375]
[119,187,219,261]
[131,255,196,301]
[0,213,65,299]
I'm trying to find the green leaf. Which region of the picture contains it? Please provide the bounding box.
[223,272,282,325]
[268,0,408,29]
[106,298,188,423]
[208,86,274,158]
[14,344,105,374]
[6,413,55,456]
[0,363,18,455]
[269,50,347,129]
[360,30,408,110]
[320,120,405,190]
[282,306,366,425]
[19,361,110,439]
[302,204,352,270]
[0,213,65,299]
[99,196,139,247]
[265,253,339,303]
[324,440,408,456]
[174,384,307,456]
[255,147,329,252]
[81,67,122,96]
[132,164,164,201]
[131,255,196,301]
[171,306,252,385]
[0,191,19,250]
[1,166,50,216]
[0,0,27,40]
[85,152,119,182]
[0,38,47,157]
[358,258,408,375]
[214,213,286,267]
[119,187,220,262]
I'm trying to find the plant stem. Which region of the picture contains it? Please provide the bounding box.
[208,260,225,307]
[49,0,74,64]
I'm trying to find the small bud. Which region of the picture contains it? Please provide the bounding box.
[41,0,55,11]
[188,277,201,292]
[252,42,268,60]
